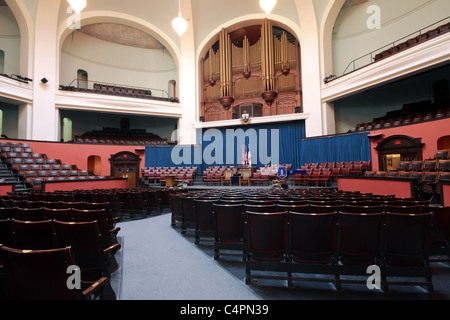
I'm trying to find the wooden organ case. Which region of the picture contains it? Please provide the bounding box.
[201,20,302,122]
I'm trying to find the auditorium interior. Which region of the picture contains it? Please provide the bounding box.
[1,0,450,303]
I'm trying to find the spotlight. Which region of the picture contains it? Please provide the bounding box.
[41,78,48,84]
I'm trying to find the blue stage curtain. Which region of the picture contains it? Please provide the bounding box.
[300,132,371,165]
[145,146,202,174]
[201,120,306,171]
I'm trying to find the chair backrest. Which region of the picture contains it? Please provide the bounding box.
[180,196,197,223]
[383,213,433,266]
[0,245,82,300]
[385,205,421,214]
[337,212,385,265]
[246,211,288,262]
[194,199,217,231]
[289,212,337,264]
[12,219,57,250]
[42,207,74,222]
[342,204,385,214]
[54,221,105,281]
[72,209,110,248]
[0,219,14,247]
[14,207,45,222]
[243,204,278,214]
[212,203,244,241]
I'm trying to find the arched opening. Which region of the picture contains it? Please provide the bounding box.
[0,109,3,136]
[437,136,450,150]
[0,50,4,74]
[169,80,176,99]
[77,69,88,89]
[200,20,302,122]
[88,155,101,176]
[62,117,72,142]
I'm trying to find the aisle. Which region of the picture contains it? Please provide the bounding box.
[116,213,261,300]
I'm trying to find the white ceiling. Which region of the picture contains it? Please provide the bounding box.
[79,23,165,50]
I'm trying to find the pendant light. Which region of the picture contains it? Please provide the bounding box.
[259,0,277,15]
[172,0,188,36]
[67,0,87,14]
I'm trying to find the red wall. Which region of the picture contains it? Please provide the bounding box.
[42,178,128,193]
[443,183,450,207]
[369,118,450,171]
[2,139,145,177]
[338,177,414,199]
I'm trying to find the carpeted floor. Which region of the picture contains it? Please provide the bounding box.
[111,210,450,301]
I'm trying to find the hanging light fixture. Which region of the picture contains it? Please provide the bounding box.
[259,0,277,15]
[67,0,87,14]
[172,0,188,36]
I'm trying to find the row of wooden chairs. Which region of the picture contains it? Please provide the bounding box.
[245,211,435,292]
[397,159,450,172]
[170,192,447,293]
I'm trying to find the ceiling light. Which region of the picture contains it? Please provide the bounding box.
[67,0,86,14]
[259,0,277,15]
[172,0,188,36]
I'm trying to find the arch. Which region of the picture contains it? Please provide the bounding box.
[56,11,181,88]
[77,69,88,89]
[0,109,3,136]
[88,155,101,176]
[0,50,4,74]
[4,0,33,75]
[375,135,424,171]
[62,117,72,142]
[437,136,450,150]
[320,0,347,78]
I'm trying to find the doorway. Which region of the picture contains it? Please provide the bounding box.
[375,135,424,171]
[109,151,141,188]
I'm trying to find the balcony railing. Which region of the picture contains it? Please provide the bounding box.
[60,79,178,102]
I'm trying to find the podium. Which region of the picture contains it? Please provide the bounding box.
[165,175,176,187]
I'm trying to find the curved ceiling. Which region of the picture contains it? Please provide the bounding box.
[79,23,165,50]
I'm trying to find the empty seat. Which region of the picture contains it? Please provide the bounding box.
[11,219,57,250]
[0,245,112,300]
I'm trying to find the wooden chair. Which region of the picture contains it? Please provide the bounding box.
[54,220,119,289]
[194,199,218,244]
[437,159,450,172]
[11,219,57,250]
[180,196,197,234]
[336,212,385,291]
[0,245,112,300]
[245,211,289,285]
[288,212,339,288]
[212,203,245,261]
[382,213,434,293]
[169,194,183,227]
[385,205,421,214]
[426,206,450,262]
[0,219,14,247]
[221,169,232,186]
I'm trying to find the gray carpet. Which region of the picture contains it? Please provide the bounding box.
[114,213,261,300]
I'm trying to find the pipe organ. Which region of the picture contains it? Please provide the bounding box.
[201,20,302,122]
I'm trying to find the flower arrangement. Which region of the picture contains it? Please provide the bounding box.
[169,179,190,191]
[269,179,283,191]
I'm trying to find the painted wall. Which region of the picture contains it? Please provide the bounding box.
[332,0,450,76]
[2,138,145,177]
[369,117,450,171]
[60,31,177,96]
[0,6,21,75]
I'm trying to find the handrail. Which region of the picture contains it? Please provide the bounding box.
[64,79,171,99]
[341,16,450,77]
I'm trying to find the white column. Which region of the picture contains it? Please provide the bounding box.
[177,0,197,145]
[31,0,60,141]
[17,103,33,140]
[295,0,323,138]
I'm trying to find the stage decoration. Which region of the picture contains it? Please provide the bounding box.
[219,28,234,110]
[261,19,278,106]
